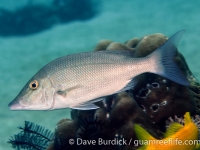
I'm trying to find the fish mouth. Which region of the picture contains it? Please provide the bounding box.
[8,100,27,110]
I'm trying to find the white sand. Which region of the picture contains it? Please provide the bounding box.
[0,0,200,149]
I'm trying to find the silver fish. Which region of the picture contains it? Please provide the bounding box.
[8,30,189,110]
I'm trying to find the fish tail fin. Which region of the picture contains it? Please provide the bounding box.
[148,30,189,86]
[134,124,156,141]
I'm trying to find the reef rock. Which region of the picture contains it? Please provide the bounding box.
[134,33,168,57]
[46,32,200,150]
[47,92,162,150]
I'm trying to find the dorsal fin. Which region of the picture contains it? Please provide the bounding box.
[164,122,183,138]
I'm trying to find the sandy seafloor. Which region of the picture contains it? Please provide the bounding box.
[0,0,200,149]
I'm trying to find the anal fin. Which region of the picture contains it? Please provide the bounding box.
[70,103,99,110]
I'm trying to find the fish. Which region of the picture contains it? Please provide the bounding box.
[8,30,189,110]
[133,112,199,150]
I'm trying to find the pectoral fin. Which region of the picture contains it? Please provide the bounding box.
[56,90,67,97]
[56,86,80,97]
[70,103,99,110]
[70,97,104,110]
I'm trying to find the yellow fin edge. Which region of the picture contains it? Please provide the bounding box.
[184,112,192,125]
[164,112,192,138]
[134,124,155,141]
[164,122,183,138]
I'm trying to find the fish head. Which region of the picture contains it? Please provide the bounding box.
[8,73,55,110]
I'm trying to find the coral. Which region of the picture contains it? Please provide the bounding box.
[46,92,163,150]
[165,113,200,139]
[134,112,199,150]
[132,73,195,124]
[188,75,200,114]
[134,33,168,57]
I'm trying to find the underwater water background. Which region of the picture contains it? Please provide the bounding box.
[0,0,200,149]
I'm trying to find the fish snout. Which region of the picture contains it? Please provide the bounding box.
[8,99,26,110]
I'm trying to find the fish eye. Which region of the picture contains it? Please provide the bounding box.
[29,80,39,90]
